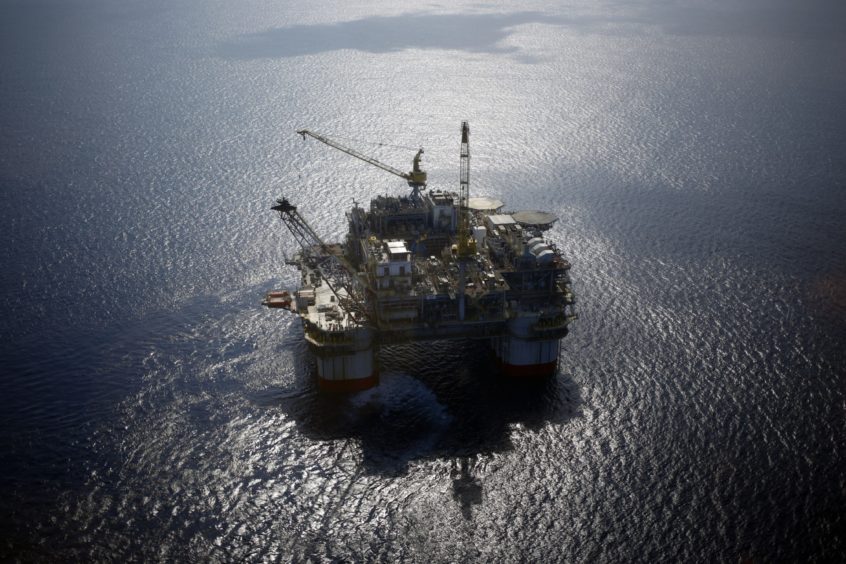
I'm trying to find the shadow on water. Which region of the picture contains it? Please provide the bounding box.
[253,340,581,521]
[260,340,581,476]
[451,456,483,521]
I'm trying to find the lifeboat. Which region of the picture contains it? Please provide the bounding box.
[263,290,292,309]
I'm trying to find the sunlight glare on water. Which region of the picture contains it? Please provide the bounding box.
[0,0,844,560]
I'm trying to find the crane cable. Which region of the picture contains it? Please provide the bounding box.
[309,131,422,152]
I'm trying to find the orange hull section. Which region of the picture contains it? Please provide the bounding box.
[498,360,557,378]
[317,372,379,393]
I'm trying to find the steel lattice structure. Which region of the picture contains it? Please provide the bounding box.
[271,197,372,323]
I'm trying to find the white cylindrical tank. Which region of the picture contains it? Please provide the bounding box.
[529,242,548,255]
[536,249,555,263]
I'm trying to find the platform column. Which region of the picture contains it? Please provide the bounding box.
[491,317,560,377]
[309,327,379,392]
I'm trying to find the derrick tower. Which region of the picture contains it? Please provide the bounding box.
[457,121,472,256]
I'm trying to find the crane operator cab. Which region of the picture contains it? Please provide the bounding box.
[409,148,427,187]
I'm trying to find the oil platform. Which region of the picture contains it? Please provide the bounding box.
[265,123,577,392]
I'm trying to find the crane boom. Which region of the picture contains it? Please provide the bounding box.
[271,196,373,324]
[297,129,427,196]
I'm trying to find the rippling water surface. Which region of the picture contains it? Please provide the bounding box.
[2,0,845,560]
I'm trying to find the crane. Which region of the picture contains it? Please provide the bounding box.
[296,129,427,198]
[271,196,373,324]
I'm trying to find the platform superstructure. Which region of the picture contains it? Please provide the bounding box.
[265,123,577,391]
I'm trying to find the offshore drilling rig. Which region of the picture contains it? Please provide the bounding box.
[265,122,577,391]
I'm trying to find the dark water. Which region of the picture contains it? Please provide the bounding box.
[2,0,845,560]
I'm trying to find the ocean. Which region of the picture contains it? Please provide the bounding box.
[1,0,844,560]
